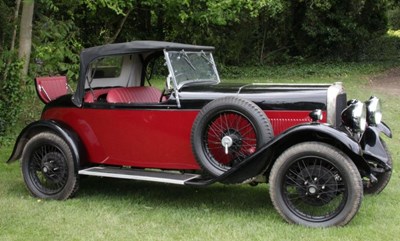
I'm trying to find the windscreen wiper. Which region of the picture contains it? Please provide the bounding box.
[200,51,213,65]
[181,50,196,71]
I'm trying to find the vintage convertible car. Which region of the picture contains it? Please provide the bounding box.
[7,41,392,227]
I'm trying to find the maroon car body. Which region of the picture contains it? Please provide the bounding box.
[7,41,392,227]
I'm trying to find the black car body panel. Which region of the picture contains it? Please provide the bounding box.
[177,83,329,110]
[7,120,84,172]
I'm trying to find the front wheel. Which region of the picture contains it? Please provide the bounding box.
[21,132,79,200]
[269,142,363,227]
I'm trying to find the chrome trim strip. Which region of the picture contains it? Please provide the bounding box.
[163,49,181,108]
[208,52,221,84]
[39,85,51,101]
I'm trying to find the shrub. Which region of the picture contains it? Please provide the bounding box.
[359,30,400,60]
[0,52,23,143]
[30,15,82,82]
[388,6,400,29]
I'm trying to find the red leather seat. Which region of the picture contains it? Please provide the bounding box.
[106,86,162,103]
[84,89,111,103]
[35,76,68,103]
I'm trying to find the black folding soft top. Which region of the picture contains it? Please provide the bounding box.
[72,40,215,107]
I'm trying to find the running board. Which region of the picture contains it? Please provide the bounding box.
[79,166,201,185]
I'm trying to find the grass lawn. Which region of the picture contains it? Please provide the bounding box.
[0,61,399,241]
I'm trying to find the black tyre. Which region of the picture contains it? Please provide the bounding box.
[21,132,79,200]
[191,96,273,177]
[269,142,363,227]
[364,139,392,195]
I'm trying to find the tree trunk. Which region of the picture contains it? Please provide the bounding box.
[11,0,22,51]
[18,0,34,76]
[2,0,22,82]
[107,8,133,44]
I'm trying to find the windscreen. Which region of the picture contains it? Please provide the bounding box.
[166,50,220,89]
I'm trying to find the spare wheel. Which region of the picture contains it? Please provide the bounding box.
[191,96,274,177]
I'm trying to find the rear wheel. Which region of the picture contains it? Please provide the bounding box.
[21,132,79,200]
[191,96,273,177]
[269,142,363,227]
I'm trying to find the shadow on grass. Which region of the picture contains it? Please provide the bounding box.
[77,176,274,214]
[2,162,276,217]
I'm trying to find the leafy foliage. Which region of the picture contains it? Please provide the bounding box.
[388,4,400,29]
[25,0,394,66]
[359,30,400,60]
[30,4,82,81]
[0,51,23,140]
[288,0,388,59]
[0,0,15,52]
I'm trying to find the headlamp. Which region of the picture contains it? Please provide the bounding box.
[341,99,366,133]
[365,96,382,125]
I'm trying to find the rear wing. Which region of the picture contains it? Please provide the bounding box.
[35,76,70,104]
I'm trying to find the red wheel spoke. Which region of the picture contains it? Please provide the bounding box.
[201,109,268,170]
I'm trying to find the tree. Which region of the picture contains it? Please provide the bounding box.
[18,0,34,76]
[10,0,22,51]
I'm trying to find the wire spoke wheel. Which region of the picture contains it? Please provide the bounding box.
[204,111,257,168]
[191,96,273,178]
[269,142,362,227]
[28,144,69,195]
[283,157,346,222]
[22,132,78,200]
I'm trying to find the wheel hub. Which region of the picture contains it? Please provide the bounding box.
[297,166,338,206]
[221,134,242,154]
[221,136,233,148]
[40,152,64,181]
[308,185,318,195]
[221,129,242,155]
